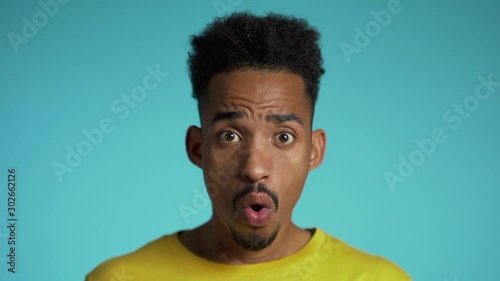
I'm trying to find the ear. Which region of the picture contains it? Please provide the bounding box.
[309,129,326,171]
[186,125,202,169]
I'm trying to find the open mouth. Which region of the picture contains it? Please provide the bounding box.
[237,192,274,227]
[250,204,264,212]
[243,204,272,227]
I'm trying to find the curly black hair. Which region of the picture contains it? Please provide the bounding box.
[188,12,325,113]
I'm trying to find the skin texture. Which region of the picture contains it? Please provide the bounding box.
[182,69,326,264]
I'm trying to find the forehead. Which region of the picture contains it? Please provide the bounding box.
[201,69,311,124]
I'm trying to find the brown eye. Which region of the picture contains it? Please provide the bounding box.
[219,131,241,143]
[275,132,295,145]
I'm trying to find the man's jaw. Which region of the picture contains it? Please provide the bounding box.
[229,221,282,252]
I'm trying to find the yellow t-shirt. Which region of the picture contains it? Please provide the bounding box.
[86,228,411,280]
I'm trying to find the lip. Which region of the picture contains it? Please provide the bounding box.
[240,193,273,209]
[239,193,274,227]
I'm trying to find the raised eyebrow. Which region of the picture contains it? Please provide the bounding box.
[210,111,244,126]
[266,113,304,126]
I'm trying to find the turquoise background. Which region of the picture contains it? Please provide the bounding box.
[1,0,499,280]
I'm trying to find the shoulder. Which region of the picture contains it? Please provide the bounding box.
[316,229,412,280]
[85,256,136,281]
[85,233,176,281]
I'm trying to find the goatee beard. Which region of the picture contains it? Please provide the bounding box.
[229,224,281,251]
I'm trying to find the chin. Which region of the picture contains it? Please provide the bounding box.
[229,222,281,252]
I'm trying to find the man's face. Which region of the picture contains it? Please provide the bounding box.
[186,69,325,251]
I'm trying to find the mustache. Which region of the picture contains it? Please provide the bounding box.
[232,183,279,211]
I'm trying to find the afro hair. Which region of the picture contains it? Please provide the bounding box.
[188,12,325,111]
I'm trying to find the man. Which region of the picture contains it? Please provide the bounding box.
[86,12,411,280]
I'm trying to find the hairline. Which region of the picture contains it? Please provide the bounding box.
[195,66,316,126]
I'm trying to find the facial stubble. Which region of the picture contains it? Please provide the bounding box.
[229,183,281,252]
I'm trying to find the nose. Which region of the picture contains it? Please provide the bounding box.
[238,138,271,183]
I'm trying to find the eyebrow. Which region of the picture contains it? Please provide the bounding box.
[266,113,304,126]
[210,111,244,125]
[210,111,304,127]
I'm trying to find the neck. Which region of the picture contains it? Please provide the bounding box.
[179,217,312,264]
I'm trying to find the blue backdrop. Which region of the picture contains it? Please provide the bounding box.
[1,0,499,280]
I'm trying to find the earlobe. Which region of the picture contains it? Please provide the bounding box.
[309,129,326,171]
[186,126,203,169]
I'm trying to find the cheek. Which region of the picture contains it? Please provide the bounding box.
[275,146,310,209]
[279,143,311,176]
[202,139,231,178]
[201,142,236,207]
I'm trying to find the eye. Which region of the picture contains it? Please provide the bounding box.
[218,131,242,143]
[275,132,295,145]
